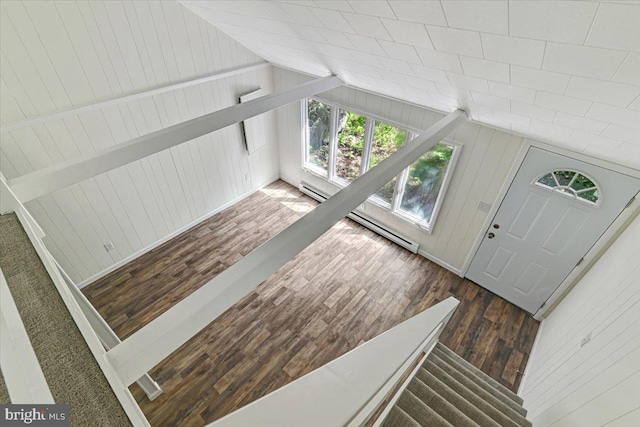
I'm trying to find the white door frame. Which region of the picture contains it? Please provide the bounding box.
[461,138,640,320]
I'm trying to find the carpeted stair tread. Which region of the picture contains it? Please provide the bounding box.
[415,366,501,427]
[381,405,423,427]
[407,376,480,427]
[396,390,454,427]
[379,343,532,427]
[427,354,528,420]
[434,343,523,405]
[420,363,529,427]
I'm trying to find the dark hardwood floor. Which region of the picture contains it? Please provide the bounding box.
[84,180,539,427]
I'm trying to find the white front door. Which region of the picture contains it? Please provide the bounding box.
[467,147,640,313]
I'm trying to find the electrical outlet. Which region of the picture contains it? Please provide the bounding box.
[245,173,250,181]
[581,332,592,347]
[104,242,115,252]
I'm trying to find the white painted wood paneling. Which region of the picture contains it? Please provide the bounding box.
[0,1,279,284]
[520,214,640,426]
[181,1,640,170]
[274,66,524,272]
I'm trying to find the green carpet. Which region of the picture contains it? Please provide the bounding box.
[0,213,131,426]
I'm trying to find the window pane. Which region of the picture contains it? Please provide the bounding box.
[554,170,575,186]
[306,99,331,171]
[399,143,455,224]
[537,172,557,188]
[335,110,365,183]
[369,121,407,204]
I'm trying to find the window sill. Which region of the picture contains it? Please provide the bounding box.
[303,167,434,234]
[302,166,328,180]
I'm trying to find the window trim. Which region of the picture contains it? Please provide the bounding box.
[532,168,602,207]
[302,97,461,234]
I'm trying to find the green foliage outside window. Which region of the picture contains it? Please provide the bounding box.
[400,144,454,223]
[307,99,331,171]
[305,99,457,228]
[370,122,407,203]
[335,111,365,182]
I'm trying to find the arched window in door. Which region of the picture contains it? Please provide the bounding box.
[534,170,600,206]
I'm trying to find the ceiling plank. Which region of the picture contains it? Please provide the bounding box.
[9,74,343,203]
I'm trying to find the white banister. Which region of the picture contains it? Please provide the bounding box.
[0,173,44,238]
[1,174,151,425]
[15,208,151,426]
[207,297,460,427]
[0,268,54,404]
[51,257,162,401]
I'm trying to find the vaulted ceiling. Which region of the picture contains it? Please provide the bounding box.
[182,0,640,168]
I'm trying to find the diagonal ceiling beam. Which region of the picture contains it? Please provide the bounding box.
[106,108,468,386]
[9,74,343,203]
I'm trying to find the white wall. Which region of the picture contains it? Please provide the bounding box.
[520,213,640,426]
[274,67,524,273]
[0,1,279,284]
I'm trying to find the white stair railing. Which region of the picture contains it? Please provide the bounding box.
[207,296,459,427]
[51,257,162,401]
[0,267,54,404]
[1,172,152,426]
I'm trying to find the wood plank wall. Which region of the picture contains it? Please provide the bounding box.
[520,214,640,426]
[273,66,525,273]
[0,1,279,284]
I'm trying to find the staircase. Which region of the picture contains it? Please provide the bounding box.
[381,343,531,427]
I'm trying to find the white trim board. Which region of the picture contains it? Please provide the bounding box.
[0,268,55,404]
[15,209,150,426]
[0,63,270,134]
[517,319,545,397]
[76,175,280,289]
[417,248,463,277]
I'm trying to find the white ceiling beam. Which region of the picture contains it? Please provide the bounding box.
[106,109,468,386]
[9,75,343,203]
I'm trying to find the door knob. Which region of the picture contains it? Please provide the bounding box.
[487,232,495,239]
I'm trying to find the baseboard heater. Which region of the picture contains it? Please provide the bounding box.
[299,184,420,254]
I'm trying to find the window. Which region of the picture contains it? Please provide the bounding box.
[303,98,459,232]
[335,110,366,183]
[369,121,408,205]
[306,99,331,174]
[397,144,455,224]
[535,170,600,205]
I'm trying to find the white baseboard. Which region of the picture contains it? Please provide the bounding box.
[417,248,463,277]
[77,182,274,289]
[279,173,300,188]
